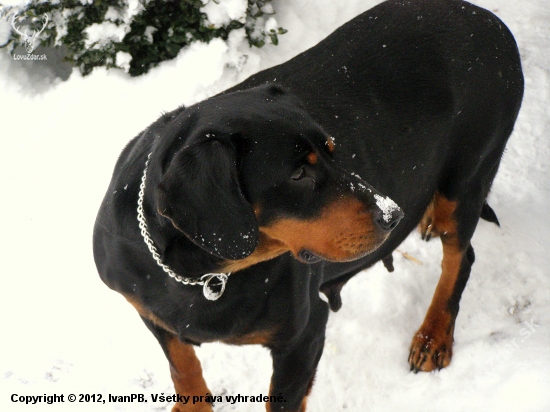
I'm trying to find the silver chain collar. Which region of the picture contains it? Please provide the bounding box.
[137,152,230,301]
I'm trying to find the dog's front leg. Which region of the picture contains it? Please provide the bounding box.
[409,192,478,372]
[166,336,213,412]
[141,318,213,412]
[267,299,329,412]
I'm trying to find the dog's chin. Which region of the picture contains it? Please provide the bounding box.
[296,235,390,264]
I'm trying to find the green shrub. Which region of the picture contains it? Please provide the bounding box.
[0,0,287,76]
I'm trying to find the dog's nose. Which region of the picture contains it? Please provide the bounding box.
[376,209,403,232]
[373,201,404,232]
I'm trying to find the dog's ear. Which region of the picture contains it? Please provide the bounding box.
[156,138,259,260]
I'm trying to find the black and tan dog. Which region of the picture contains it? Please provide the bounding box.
[93,1,523,410]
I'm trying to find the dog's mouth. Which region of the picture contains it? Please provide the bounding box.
[298,249,324,264]
[296,232,391,264]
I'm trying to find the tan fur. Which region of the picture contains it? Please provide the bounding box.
[125,295,178,335]
[409,193,463,371]
[260,197,385,262]
[167,337,213,412]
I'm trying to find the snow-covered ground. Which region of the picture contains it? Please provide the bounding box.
[1,0,549,411]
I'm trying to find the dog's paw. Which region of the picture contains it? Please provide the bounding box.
[419,201,439,241]
[172,402,213,412]
[408,326,453,373]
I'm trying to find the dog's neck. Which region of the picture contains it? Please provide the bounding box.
[220,232,288,273]
[138,153,230,301]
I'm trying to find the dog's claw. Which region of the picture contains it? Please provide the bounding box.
[409,342,452,373]
[420,222,435,241]
[425,230,432,242]
[419,200,440,241]
[408,330,453,373]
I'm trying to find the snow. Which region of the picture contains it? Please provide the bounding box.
[374,194,400,223]
[0,0,549,411]
[201,0,247,28]
[115,51,132,72]
[84,21,129,48]
[264,17,279,34]
[104,1,144,24]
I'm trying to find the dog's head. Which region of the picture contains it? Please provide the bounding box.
[156,85,402,269]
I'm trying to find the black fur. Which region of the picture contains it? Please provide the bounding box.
[94,1,523,410]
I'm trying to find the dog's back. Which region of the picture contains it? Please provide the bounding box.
[233,0,523,372]
[234,0,523,271]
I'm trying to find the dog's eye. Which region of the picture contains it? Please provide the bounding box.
[291,167,306,181]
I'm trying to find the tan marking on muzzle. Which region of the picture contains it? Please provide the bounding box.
[261,197,387,262]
